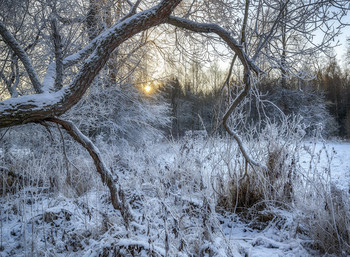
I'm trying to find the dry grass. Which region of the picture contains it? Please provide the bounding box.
[300,183,350,255]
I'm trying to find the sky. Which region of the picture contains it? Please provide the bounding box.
[331,9,350,65]
[335,32,349,64]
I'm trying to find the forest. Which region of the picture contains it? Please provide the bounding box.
[0,0,350,256]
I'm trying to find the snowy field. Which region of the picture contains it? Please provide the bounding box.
[0,140,349,256]
[309,141,350,191]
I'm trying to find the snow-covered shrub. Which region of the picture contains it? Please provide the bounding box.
[213,114,350,254]
[262,87,337,137]
[68,81,171,146]
[296,143,350,255]
[303,184,350,255]
[0,124,102,198]
[0,125,57,195]
[215,116,305,226]
[214,140,264,214]
[249,83,336,137]
[80,137,237,256]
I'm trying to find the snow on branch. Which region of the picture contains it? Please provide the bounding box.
[0,166,9,172]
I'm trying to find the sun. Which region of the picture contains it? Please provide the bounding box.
[144,85,152,93]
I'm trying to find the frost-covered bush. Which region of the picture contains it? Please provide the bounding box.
[301,184,350,255]
[295,143,350,255]
[261,87,337,137]
[0,124,102,197]
[216,117,304,216]
[214,114,350,254]
[68,81,171,146]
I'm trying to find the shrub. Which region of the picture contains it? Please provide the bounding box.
[69,81,171,146]
[296,144,350,255]
[216,117,303,210]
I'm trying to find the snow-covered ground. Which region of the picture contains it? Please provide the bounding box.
[0,140,349,256]
[315,141,350,191]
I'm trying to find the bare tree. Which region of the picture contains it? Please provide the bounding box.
[0,0,259,210]
[0,0,349,209]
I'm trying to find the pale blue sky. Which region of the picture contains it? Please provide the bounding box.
[332,11,350,65]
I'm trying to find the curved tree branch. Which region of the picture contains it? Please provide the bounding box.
[166,15,264,169]
[166,16,261,75]
[46,118,119,206]
[46,118,132,221]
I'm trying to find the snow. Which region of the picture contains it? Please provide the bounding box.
[0,139,349,256]
[300,141,350,191]
[222,217,309,257]
[42,62,56,92]
[0,90,62,112]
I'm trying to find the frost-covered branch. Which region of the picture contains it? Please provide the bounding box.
[0,166,9,172]
[120,0,142,22]
[0,0,182,128]
[0,20,42,94]
[166,16,261,75]
[221,73,266,169]
[221,0,250,98]
[56,15,86,25]
[252,0,290,61]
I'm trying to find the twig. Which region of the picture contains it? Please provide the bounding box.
[0,128,10,142]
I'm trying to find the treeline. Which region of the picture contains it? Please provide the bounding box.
[161,78,221,137]
[161,58,350,139]
[316,59,350,137]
